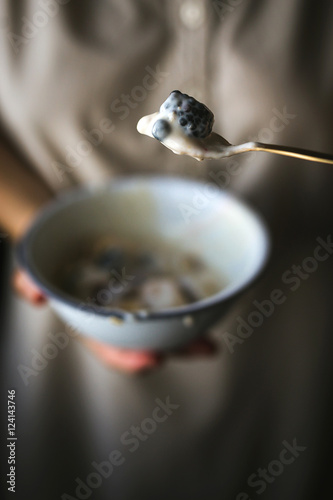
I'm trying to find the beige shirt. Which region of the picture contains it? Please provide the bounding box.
[1,1,333,499]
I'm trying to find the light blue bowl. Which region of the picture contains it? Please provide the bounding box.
[17,176,270,350]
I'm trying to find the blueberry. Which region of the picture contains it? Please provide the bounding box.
[152,119,172,141]
[159,90,214,139]
[95,247,125,271]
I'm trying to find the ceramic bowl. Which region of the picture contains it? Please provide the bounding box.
[17,176,270,350]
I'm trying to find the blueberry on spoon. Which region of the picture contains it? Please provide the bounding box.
[137,90,333,164]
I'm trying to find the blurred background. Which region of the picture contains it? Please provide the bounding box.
[1,1,333,499]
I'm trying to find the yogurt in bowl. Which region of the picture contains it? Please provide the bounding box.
[17,176,270,351]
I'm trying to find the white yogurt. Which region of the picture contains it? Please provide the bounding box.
[137,109,231,161]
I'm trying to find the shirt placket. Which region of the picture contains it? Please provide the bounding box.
[169,0,211,102]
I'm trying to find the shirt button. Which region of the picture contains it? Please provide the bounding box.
[179,0,206,30]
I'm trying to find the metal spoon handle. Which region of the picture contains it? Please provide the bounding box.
[250,142,333,165]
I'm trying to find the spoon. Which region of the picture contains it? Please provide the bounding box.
[137,92,333,165]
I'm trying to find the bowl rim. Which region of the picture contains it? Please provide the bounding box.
[16,175,271,321]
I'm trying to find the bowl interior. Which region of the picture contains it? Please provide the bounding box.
[20,176,269,310]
